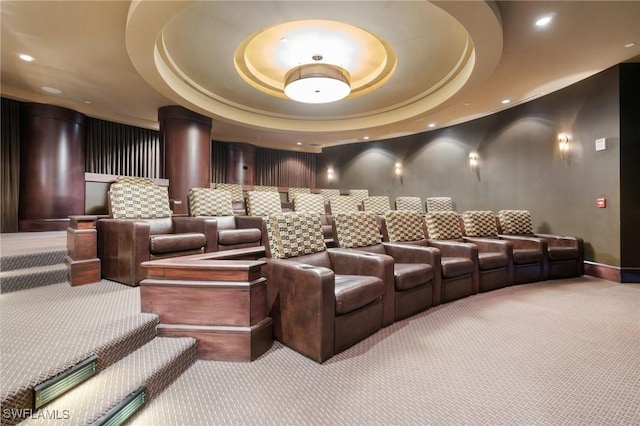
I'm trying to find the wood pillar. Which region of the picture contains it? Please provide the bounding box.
[19,103,86,231]
[225,142,256,185]
[158,106,212,215]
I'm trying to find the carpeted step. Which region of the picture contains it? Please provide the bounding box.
[20,337,197,426]
[1,284,158,426]
[0,263,68,294]
[0,249,67,272]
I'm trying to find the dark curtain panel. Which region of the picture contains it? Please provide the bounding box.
[211,140,227,183]
[256,147,316,188]
[1,98,21,232]
[85,118,162,178]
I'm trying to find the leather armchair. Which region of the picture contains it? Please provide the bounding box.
[497,210,584,279]
[333,212,439,324]
[426,211,513,294]
[97,182,216,286]
[382,210,475,306]
[461,210,546,284]
[188,188,262,251]
[263,212,392,363]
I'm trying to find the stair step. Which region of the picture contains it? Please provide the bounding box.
[0,263,68,294]
[21,337,198,426]
[0,249,67,272]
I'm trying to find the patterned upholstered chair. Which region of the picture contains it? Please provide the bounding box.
[294,193,334,245]
[245,191,283,216]
[97,182,217,286]
[349,189,370,205]
[262,212,392,363]
[188,188,262,252]
[288,187,311,203]
[426,211,513,293]
[426,197,454,212]
[333,212,440,324]
[383,210,475,306]
[395,196,424,213]
[363,196,391,215]
[215,183,246,215]
[319,189,341,212]
[328,196,361,215]
[497,210,584,279]
[462,211,545,284]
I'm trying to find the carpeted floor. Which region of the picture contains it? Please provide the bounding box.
[129,277,640,426]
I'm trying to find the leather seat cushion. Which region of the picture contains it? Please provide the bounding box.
[149,232,206,254]
[478,252,508,270]
[513,248,543,265]
[548,246,578,261]
[334,275,385,315]
[218,228,262,245]
[441,257,475,278]
[394,263,433,291]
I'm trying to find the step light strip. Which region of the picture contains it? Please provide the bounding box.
[92,386,146,426]
[33,354,98,409]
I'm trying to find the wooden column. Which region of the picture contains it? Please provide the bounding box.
[19,103,86,231]
[158,106,212,215]
[225,142,256,185]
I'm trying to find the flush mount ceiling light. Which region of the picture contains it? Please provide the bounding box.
[284,55,351,104]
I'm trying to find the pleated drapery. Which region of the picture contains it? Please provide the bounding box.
[211,140,227,184]
[1,98,21,232]
[85,118,162,178]
[256,148,316,188]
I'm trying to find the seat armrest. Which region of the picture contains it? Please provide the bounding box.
[263,259,335,362]
[328,248,395,327]
[235,215,264,231]
[96,218,151,286]
[498,234,548,251]
[172,216,218,252]
[427,240,478,260]
[382,242,441,267]
[463,236,513,255]
[534,233,582,248]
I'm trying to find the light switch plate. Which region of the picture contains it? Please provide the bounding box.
[595,138,607,151]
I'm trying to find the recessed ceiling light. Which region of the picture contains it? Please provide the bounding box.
[363,136,370,140]
[535,15,553,27]
[280,37,288,43]
[296,142,302,145]
[19,53,34,62]
[625,42,636,48]
[501,99,511,104]
[41,86,62,94]
[85,100,91,104]
[428,123,436,128]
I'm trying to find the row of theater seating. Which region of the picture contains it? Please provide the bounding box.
[96,178,583,363]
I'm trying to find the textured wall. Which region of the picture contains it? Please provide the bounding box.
[318,66,621,266]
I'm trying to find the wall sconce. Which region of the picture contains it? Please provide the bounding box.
[394,162,402,177]
[558,133,570,159]
[469,152,479,170]
[327,167,334,182]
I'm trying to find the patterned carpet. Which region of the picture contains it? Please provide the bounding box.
[130,277,640,426]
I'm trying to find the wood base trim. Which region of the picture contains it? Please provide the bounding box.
[158,318,273,361]
[584,261,621,282]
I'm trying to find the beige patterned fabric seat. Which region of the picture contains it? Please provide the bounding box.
[462,210,543,285]
[328,196,360,214]
[426,197,454,212]
[395,196,424,213]
[215,183,246,215]
[363,196,391,215]
[333,212,439,323]
[427,211,512,295]
[97,182,217,286]
[319,188,341,202]
[294,193,334,243]
[245,191,283,216]
[349,189,369,203]
[383,210,474,306]
[498,210,584,279]
[188,188,262,252]
[262,212,390,363]
[288,187,311,203]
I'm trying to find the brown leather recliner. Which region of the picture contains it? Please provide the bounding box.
[461,210,546,284]
[262,212,393,363]
[188,188,262,251]
[497,210,584,279]
[382,210,476,306]
[97,181,216,286]
[426,211,513,294]
[333,212,440,325]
